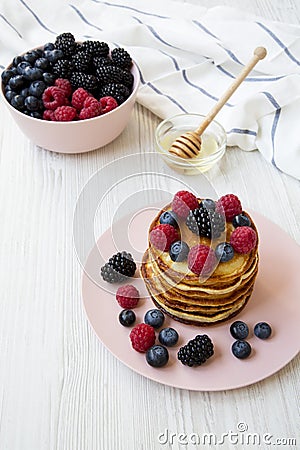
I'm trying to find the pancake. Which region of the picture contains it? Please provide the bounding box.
[140,198,259,326]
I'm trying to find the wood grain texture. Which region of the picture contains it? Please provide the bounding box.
[0,1,299,450]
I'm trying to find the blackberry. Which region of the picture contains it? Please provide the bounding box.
[101,83,130,105]
[100,251,136,283]
[177,334,214,367]
[93,56,113,69]
[186,206,225,239]
[81,40,109,57]
[54,32,76,57]
[120,69,134,89]
[70,72,99,92]
[72,51,92,73]
[96,65,123,85]
[53,59,74,78]
[111,48,132,69]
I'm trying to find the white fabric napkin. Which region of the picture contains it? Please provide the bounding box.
[1,0,300,179]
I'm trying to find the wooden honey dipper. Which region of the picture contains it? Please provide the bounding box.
[169,47,267,159]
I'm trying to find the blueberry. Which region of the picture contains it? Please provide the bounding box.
[34,57,49,70]
[43,72,56,85]
[5,90,16,102]
[159,327,179,347]
[12,55,23,67]
[1,69,15,84]
[232,213,251,228]
[10,94,25,110]
[9,75,25,91]
[159,210,179,228]
[254,322,272,339]
[144,309,165,329]
[232,340,252,359]
[215,242,234,262]
[118,309,136,327]
[20,87,30,97]
[24,95,40,111]
[44,49,64,63]
[29,80,46,97]
[169,240,190,262]
[23,66,43,81]
[30,111,43,119]
[10,67,18,76]
[16,61,31,75]
[23,50,40,64]
[230,321,249,340]
[43,42,55,51]
[200,198,216,211]
[146,345,169,367]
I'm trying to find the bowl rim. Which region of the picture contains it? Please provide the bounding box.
[0,45,140,125]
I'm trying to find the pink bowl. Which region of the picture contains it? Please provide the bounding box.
[1,59,140,153]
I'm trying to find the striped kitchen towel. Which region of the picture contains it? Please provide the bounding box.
[1,0,300,179]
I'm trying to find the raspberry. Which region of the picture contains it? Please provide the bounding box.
[129,323,155,352]
[71,88,91,109]
[79,100,101,120]
[43,109,56,121]
[42,86,68,110]
[172,191,199,219]
[83,96,99,108]
[230,226,257,254]
[187,244,217,276]
[54,78,72,97]
[149,224,179,252]
[116,285,140,309]
[216,194,242,221]
[54,105,77,122]
[99,96,118,114]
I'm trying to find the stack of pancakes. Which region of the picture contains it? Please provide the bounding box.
[140,203,259,326]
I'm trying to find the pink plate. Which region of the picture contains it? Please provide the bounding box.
[82,209,300,391]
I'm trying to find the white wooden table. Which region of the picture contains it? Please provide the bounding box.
[0,1,299,449]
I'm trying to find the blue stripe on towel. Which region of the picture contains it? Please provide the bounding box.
[90,0,170,19]
[147,82,188,113]
[132,16,181,50]
[193,20,243,65]
[256,22,300,66]
[0,14,23,39]
[217,64,286,82]
[182,69,234,106]
[227,128,257,136]
[192,20,219,39]
[158,50,180,71]
[69,4,103,31]
[262,91,281,169]
[18,0,55,34]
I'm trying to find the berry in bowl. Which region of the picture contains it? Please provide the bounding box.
[0,33,140,153]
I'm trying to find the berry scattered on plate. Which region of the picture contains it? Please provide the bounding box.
[231,340,252,359]
[144,309,165,329]
[146,345,169,368]
[254,322,272,339]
